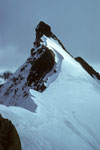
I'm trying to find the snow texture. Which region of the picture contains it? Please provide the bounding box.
[0,34,100,150]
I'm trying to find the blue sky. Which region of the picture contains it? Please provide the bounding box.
[0,0,100,72]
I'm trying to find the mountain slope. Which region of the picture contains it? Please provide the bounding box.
[0,21,100,150]
[0,52,100,150]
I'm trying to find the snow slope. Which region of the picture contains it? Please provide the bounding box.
[0,33,100,150]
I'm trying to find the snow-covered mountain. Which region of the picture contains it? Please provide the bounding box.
[0,22,63,112]
[0,21,100,150]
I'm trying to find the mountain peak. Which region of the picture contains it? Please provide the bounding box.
[34,21,73,57]
[0,21,62,112]
[36,21,52,39]
[0,21,100,112]
[34,21,53,48]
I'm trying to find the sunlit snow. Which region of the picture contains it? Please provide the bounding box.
[0,36,100,150]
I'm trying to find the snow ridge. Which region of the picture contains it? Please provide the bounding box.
[0,21,100,150]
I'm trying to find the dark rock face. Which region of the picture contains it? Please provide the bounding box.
[36,21,52,39]
[0,115,22,150]
[27,46,55,92]
[75,57,100,80]
[34,21,52,48]
[28,22,57,92]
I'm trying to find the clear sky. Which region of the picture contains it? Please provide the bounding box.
[0,0,100,72]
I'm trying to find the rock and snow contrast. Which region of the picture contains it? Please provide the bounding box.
[0,21,100,150]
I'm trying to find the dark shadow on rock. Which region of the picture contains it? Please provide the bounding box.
[0,114,22,150]
[27,45,55,92]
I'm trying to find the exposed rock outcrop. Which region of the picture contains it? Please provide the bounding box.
[0,114,22,150]
[28,46,55,91]
[35,21,73,57]
[75,57,100,80]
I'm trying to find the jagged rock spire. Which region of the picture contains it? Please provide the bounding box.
[36,21,52,39]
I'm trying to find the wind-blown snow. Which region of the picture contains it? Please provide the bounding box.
[0,36,100,150]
